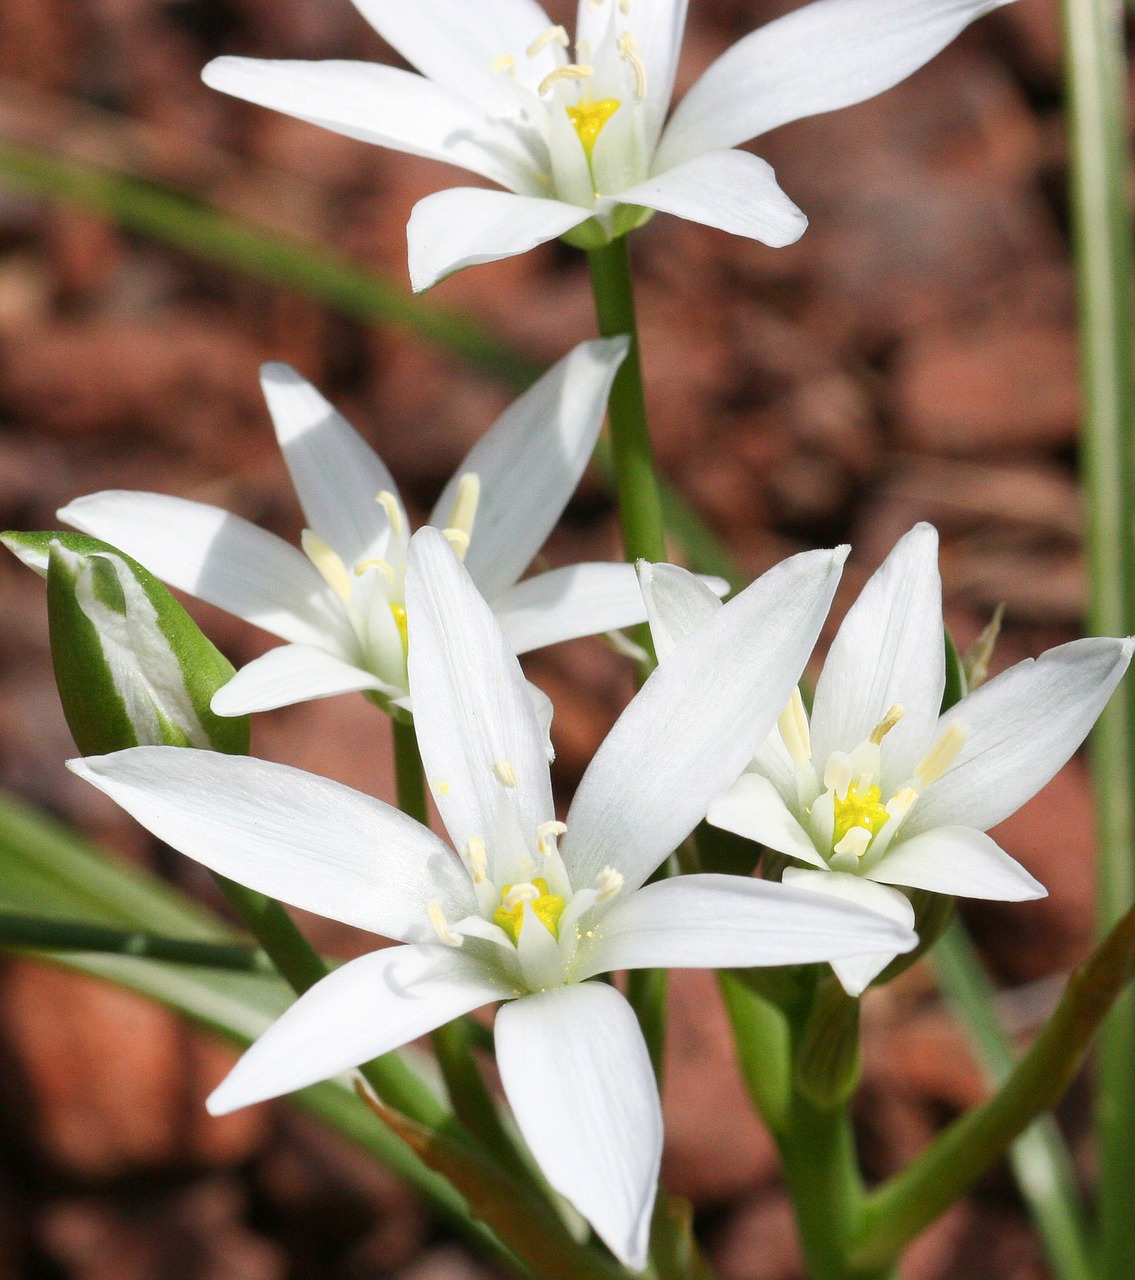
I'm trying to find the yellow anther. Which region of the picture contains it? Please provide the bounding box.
[527,25,569,58]
[886,787,918,823]
[567,98,621,158]
[869,704,906,746]
[539,64,593,97]
[464,836,488,884]
[491,53,516,74]
[354,557,395,582]
[778,688,812,766]
[536,820,568,856]
[616,32,647,100]
[914,722,969,788]
[832,782,890,847]
[442,528,470,558]
[375,490,405,539]
[390,602,408,649]
[493,878,566,944]
[447,473,481,544]
[432,778,450,796]
[596,866,624,902]
[493,759,518,788]
[301,530,353,605]
[428,900,463,948]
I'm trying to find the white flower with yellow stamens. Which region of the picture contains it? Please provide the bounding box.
[70,527,916,1270]
[640,524,1134,997]
[27,339,699,718]
[201,0,1014,291]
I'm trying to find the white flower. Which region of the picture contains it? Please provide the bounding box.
[45,338,687,719]
[202,0,1014,290]
[71,527,916,1270]
[641,524,1134,997]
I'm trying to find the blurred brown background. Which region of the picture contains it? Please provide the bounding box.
[0,0,1110,1276]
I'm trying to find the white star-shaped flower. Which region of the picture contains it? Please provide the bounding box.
[202,0,1014,290]
[71,527,916,1270]
[640,523,1134,997]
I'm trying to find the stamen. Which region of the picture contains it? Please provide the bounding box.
[823,752,853,800]
[428,900,463,948]
[527,25,569,58]
[619,0,631,13]
[596,866,624,902]
[375,490,405,539]
[869,704,906,746]
[301,530,353,604]
[502,882,541,911]
[538,64,593,96]
[588,0,606,10]
[914,722,969,788]
[354,557,395,582]
[464,836,488,884]
[442,528,470,558]
[963,602,1006,690]
[390,602,408,649]
[447,473,481,545]
[885,787,917,822]
[432,778,450,796]
[778,688,812,765]
[617,32,647,101]
[536,820,568,856]
[833,827,872,860]
[490,53,516,74]
[493,759,518,788]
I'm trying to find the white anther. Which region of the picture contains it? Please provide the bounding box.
[301,530,353,605]
[442,528,471,558]
[537,820,568,856]
[538,64,593,96]
[914,722,969,788]
[491,53,516,74]
[823,752,853,800]
[596,866,624,903]
[527,25,569,58]
[869,704,906,746]
[464,836,488,884]
[617,32,647,100]
[447,473,481,544]
[502,882,541,911]
[354,556,395,582]
[428,900,464,948]
[778,688,812,766]
[375,490,405,539]
[493,759,518,788]
[885,787,918,823]
[833,827,872,860]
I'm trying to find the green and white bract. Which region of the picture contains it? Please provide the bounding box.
[201,0,1014,290]
[641,524,1135,997]
[53,338,686,720]
[71,527,918,1271]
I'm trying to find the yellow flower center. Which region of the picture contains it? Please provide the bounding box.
[493,878,566,944]
[390,602,408,651]
[567,98,620,158]
[831,783,890,848]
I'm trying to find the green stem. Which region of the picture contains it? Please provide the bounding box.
[1060,3,1135,1275]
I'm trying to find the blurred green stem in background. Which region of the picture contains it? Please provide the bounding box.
[1060,3,1135,1277]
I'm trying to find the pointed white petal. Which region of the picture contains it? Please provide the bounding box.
[613,150,806,248]
[656,0,1012,169]
[869,826,1046,901]
[564,546,847,893]
[810,523,944,790]
[907,637,1135,834]
[433,338,628,599]
[202,58,537,191]
[351,0,559,106]
[408,188,592,292]
[575,872,916,978]
[260,363,400,568]
[208,944,512,1113]
[526,681,557,762]
[60,491,346,649]
[69,748,475,940]
[495,983,660,1270]
[706,772,827,869]
[211,644,396,716]
[405,528,555,863]
[781,868,916,996]
[494,563,650,655]
[637,560,723,661]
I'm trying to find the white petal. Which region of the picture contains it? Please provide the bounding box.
[575,872,916,978]
[351,0,559,106]
[260,363,400,568]
[810,523,944,790]
[613,150,806,248]
[706,772,827,869]
[564,546,846,893]
[208,944,512,1113]
[60,491,346,649]
[656,0,1012,169]
[907,637,1135,834]
[211,644,397,716]
[202,58,537,191]
[495,983,660,1270]
[636,560,723,661]
[493,563,649,655]
[869,826,1046,901]
[526,681,557,762]
[781,868,916,996]
[405,529,555,864]
[407,188,592,292]
[433,338,628,599]
[69,747,475,940]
